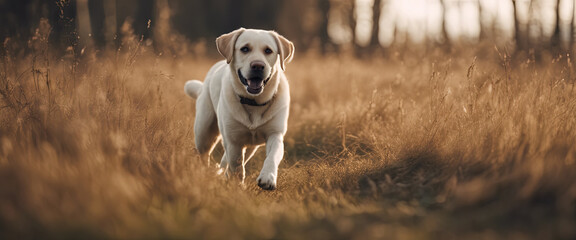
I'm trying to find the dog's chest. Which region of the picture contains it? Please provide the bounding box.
[242,105,271,129]
[222,105,271,144]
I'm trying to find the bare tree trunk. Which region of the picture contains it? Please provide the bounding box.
[348,0,360,56]
[103,0,117,49]
[568,0,576,55]
[528,0,542,60]
[154,0,171,52]
[477,0,486,41]
[133,0,155,39]
[76,0,93,49]
[228,0,243,31]
[551,0,562,54]
[277,0,309,52]
[318,0,331,55]
[370,0,382,52]
[512,0,525,52]
[440,0,451,51]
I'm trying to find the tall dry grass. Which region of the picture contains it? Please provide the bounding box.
[1,23,576,239]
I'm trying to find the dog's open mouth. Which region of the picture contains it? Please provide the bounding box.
[246,79,263,94]
[238,69,269,95]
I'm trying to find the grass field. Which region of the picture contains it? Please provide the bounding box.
[1,28,576,239]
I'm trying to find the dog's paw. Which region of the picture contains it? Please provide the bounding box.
[256,172,277,190]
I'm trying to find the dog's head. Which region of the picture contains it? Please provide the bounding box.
[216,28,294,96]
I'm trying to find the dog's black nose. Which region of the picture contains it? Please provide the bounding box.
[251,61,265,71]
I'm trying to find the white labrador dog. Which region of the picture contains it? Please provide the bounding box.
[184,28,294,190]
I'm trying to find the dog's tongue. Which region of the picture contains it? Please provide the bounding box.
[247,79,263,89]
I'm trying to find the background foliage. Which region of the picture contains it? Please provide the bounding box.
[1,1,576,239]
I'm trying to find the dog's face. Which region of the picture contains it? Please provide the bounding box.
[233,31,278,95]
[216,28,294,96]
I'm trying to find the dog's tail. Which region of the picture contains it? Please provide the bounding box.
[184,80,203,99]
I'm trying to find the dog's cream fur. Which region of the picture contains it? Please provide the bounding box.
[184,28,294,190]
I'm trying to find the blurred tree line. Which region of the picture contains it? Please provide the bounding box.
[0,0,574,58]
[0,0,324,56]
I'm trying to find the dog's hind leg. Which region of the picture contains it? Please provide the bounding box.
[196,133,220,165]
[219,145,258,182]
[220,143,246,182]
[194,93,220,165]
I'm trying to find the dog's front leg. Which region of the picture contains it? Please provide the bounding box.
[257,133,284,190]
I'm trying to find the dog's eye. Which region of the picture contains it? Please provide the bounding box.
[264,48,273,54]
[240,47,250,53]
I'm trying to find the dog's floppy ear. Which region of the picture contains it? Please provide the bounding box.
[216,28,245,64]
[272,32,295,71]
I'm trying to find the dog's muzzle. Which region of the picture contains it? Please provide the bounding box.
[238,69,271,95]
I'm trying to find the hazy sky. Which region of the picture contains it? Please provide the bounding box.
[334,0,573,46]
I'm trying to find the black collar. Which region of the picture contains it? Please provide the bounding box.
[239,96,271,106]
